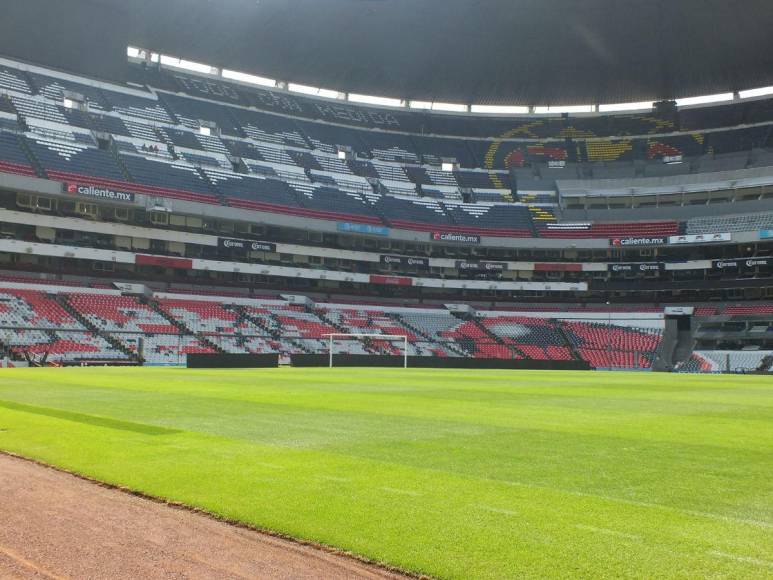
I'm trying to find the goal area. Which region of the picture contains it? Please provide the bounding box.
[322,333,409,368]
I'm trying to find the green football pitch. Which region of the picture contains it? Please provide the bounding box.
[0,368,771,578]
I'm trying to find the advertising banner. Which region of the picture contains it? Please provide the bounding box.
[218,238,276,253]
[609,236,666,247]
[431,232,481,245]
[669,233,731,245]
[64,182,135,202]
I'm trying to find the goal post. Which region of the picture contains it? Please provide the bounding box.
[322,333,409,368]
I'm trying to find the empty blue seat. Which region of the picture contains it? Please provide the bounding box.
[0,130,34,174]
[120,154,214,196]
[159,93,243,136]
[375,196,451,227]
[25,136,125,182]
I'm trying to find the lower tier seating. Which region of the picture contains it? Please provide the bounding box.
[0,285,681,370]
[682,350,772,373]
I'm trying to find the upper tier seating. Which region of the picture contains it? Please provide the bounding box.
[27,71,111,112]
[228,107,308,149]
[294,120,367,155]
[0,66,32,94]
[375,196,451,229]
[297,187,381,223]
[0,130,36,176]
[61,108,131,137]
[538,221,679,239]
[158,93,243,136]
[454,170,507,190]
[444,204,534,236]
[25,118,95,146]
[205,168,307,213]
[24,136,127,183]
[412,135,478,168]
[119,154,220,203]
[100,91,175,125]
[10,94,69,124]
[3,59,773,241]
[358,132,420,164]
[686,212,773,234]
[126,65,772,140]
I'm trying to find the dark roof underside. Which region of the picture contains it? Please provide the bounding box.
[26,0,773,105]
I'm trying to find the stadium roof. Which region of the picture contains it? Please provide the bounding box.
[32,0,773,106]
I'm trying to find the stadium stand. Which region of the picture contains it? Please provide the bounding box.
[0,57,770,375]
[2,55,773,239]
[686,212,773,234]
[0,283,670,368]
[679,350,773,373]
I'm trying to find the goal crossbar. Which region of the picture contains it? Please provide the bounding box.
[321,333,408,368]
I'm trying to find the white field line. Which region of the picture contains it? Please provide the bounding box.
[708,551,773,569]
[253,461,285,470]
[475,505,519,516]
[574,524,641,540]
[498,480,773,530]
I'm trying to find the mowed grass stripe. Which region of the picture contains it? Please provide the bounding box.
[0,399,179,435]
[2,370,769,451]
[0,368,770,579]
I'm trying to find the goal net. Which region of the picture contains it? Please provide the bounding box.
[322,333,409,368]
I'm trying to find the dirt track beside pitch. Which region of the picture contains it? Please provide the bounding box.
[0,453,412,579]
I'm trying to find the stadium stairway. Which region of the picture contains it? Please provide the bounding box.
[366,184,392,225]
[17,133,48,179]
[389,312,467,357]
[228,304,314,355]
[194,166,227,203]
[223,107,251,140]
[307,305,381,355]
[296,127,317,151]
[146,298,227,355]
[228,305,276,337]
[56,294,140,362]
[264,310,316,355]
[552,320,582,362]
[671,327,697,369]
[106,136,135,183]
[652,318,679,371]
[1,95,23,127]
[471,315,527,359]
